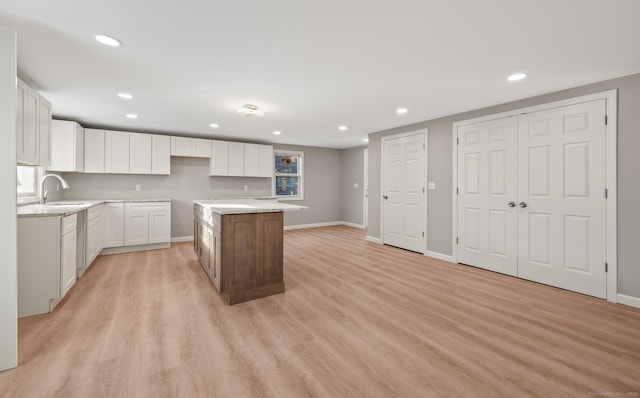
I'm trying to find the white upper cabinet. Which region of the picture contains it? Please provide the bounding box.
[244,143,261,177]
[152,135,171,175]
[49,120,84,172]
[16,79,41,165]
[228,142,245,176]
[105,130,130,174]
[259,145,274,177]
[38,96,52,168]
[129,132,152,174]
[209,140,230,176]
[171,136,211,158]
[84,129,105,173]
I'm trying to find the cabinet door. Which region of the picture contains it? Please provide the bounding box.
[16,79,27,163]
[50,120,84,172]
[211,225,222,291]
[85,216,98,266]
[129,133,152,174]
[148,210,171,244]
[152,135,171,175]
[61,230,77,297]
[84,129,105,173]
[228,142,245,176]
[124,210,149,246]
[193,138,212,158]
[244,143,261,177]
[259,145,274,177]
[38,95,52,168]
[170,136,192,156]
[17,82,40,165]
[104,203,124,248]
[209,140,229,176]
[105,131,130,174]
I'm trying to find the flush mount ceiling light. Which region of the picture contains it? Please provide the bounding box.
[396,107,408,114]
[95,34,122,47]
[126,113,138,119]
[209,123,219,128]
[338,125,348,131]
[118,93,133,99]
[508,73,527,81]
[237,104,264,117]
[273,131,281,135]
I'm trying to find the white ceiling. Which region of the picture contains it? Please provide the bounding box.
[2,0,639,148]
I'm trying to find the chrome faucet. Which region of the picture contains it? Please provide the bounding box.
[39,174,70,204]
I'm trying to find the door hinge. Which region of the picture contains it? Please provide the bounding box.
[423,187,425,193]
[422,232,425,238]
[456,237,459,244]
[423,143,425,150]
[605,262,608,273]
[457,187,459,195]
[457,137,460,145]
[605,115,608,125]
[605,188,608,199]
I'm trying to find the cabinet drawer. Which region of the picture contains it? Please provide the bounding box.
[125,201,171,212]
[87,204,103,220]
[62,213,77,235]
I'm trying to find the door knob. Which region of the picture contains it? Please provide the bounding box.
[519,202,528,208]
[383,195,388,200]
[508,201,516,208]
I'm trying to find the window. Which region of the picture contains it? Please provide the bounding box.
[273,150,304,200]
[17,166,42,203]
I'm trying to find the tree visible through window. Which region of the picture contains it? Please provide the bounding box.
[273,150,304,200]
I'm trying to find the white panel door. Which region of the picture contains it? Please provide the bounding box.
[151,135,171,175]
[129,133,152,174]
[148,211,171,244]
[244,143,261,177]
[124,211,149,246]
[103,203,124,248]
[38,95,52,168]
[228,142,245,176]
[84,129,105,173]
[457,117,518,276]
[192,138,212,158]
[382,133,424,253]
[259,145,274,177]
[210,140,230,176]
[517,100,607,298]
[61,230,76,297]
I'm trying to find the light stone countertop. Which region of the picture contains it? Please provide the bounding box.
[17,199,172,218]
[193,199,308,215]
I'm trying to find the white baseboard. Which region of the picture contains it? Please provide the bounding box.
[425,250,455,263]
[171,236,194,243]
[101,242,170,256]
[366,235,382,244]
[617,294,640,309]
[342,222,365,229]
[284,221,343,230]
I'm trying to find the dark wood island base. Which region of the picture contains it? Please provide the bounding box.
[194,205,285,305]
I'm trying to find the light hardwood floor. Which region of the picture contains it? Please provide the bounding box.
[1,225,639,397]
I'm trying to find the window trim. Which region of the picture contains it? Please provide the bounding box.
[17,166,42,205]
[273,150,304,201]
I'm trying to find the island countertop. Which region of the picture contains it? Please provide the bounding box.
[193,198,307,215]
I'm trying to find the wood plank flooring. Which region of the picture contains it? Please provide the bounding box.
[1,225,639,397]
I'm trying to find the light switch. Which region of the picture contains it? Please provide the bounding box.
[244,185,248,191]
[428,182,436,190]
[354,183,359,189]
[135,184,141,191]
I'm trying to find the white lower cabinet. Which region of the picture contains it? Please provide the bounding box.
[61,215,77,297]
[85,204,104,268]
[124,202,171,246]
[17,213,77,317]
[104,202,124,248]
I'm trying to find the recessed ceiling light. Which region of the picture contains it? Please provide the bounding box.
[95,34,122,47]
[273,131,281,135]
[338,125,348,131]
[237,104,264,117]
[363,138,369,142]
[126,114,138,119]
[508,73,527,81]
[209,123,219,128]
[118,93,133,99]
[396,108,408,114]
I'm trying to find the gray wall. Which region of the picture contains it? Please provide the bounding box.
[0,26,17,371]
[367,72,640,298]
[341,147,366,226]
[274,144,343,226]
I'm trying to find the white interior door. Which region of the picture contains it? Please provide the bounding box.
[382,133,425,253]
[364,148,369,229]
[517,100,607,298]
[457,117,518,276]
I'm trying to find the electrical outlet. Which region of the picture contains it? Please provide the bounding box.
[354,183,359,189]
[428,182,436,190]
[135,184,141,191]
[244,185,248,191]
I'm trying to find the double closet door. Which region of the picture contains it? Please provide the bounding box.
[457,99,607,298]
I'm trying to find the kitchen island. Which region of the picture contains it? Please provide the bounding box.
[193,199,307,304]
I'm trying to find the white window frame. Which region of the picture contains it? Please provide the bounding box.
[17,165,43,205]
[273,150,304,201]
